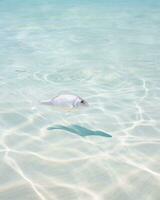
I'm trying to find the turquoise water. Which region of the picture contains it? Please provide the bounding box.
[0,0,160,199]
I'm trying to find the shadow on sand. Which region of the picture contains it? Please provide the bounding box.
[48,124,112,138]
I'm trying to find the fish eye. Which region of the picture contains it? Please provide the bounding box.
[81,100,84,104]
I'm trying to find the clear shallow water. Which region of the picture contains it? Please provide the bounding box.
[0,0,160,199]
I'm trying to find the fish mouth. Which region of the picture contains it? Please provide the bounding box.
[83,101,89,107]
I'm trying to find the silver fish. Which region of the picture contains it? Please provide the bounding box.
[41,93,89,108]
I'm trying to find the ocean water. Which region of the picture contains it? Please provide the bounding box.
[0,0,160,199]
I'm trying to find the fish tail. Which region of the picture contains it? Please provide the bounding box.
[40,100,53,105]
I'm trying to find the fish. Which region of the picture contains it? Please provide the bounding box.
[41,93,89,108]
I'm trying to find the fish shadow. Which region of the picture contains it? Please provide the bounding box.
[47,124,112,138]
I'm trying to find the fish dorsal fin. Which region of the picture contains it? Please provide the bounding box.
[51,91,76,100]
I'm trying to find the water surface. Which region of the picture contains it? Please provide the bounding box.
[0,0,160,200]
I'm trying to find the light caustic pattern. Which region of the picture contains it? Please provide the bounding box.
[0,1,160,200]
